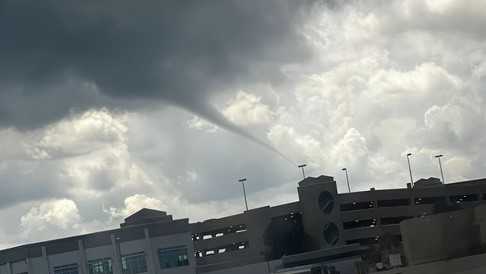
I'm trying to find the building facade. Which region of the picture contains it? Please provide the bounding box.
[369,204,486,274]
[2,175,486,274]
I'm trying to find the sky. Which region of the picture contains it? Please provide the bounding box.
[1,0,486,248]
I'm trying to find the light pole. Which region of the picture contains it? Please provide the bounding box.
[298,164,307,179]
[342,168,351,193]
[406,153,414,187]
[435,154,446,184]
[238,178,249,211]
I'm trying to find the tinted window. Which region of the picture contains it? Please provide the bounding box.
[54,264,79,274]
[121,252,147,274]
[377,199,410,207]
[88,258,113,274]
[158,246,189,269]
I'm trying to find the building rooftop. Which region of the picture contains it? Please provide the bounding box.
[120,208,173,227]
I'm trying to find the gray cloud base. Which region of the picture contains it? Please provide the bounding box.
[0,0,313,129]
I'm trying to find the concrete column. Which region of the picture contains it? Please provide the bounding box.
[6,262,12,274]
[370,188,380,227]
[42,246,51,274]
[408,183,416,212]
[78,240,88,274]
[143,228,157,274]
[111,235,123,274]
[26,257,33,274]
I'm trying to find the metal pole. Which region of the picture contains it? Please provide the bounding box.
[238,178,249,211]
[436,155,445,184]
[342,168,351,193]
[406,153,414,187]
[298,164,307,179]
[242,182,248,211]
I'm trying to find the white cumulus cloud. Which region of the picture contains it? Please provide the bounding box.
[21,199,81,238]
[106,194,165,221]
[223,91,275,126]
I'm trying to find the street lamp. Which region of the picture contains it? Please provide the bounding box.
[406,153,414,187]
[298,164,307,179]
[435,155,446,184]
[238,178,249,211]
[342,168,351,193]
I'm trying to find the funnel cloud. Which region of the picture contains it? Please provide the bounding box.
[0,0,317,161]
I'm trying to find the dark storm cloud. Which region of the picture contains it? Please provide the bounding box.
[0,0,314,129]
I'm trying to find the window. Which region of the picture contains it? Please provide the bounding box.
[218,248,226,253]
[414,196,444,205]
[381,216,411,225]
[54,264,79,274]
[158,246,189,269]
[377,199,410,207]
[345,237,378,246]
[238,242,248,249]
[202,234,212,240]
[340,201,375,211]
[121,252,147,274]
[235,225,247,233]
[343,218,376,230]
[450,194,478,203]
[88,258,113,274]
[192,224,247,242]
[195,241,249,258]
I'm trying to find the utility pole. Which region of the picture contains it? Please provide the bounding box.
[342,168,351,193]
[435,154,446,184]
[406,153,414,187]
[238,178,249,211]
[298,164,307,179]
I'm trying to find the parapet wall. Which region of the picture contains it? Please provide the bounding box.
[401,204,486,265]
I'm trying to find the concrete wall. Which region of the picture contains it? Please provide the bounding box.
[192,202,300,271]
[48,250,83,273]
[400,207,481,265]
[11,260,28,274]
[30,257,48,274]
[374,252,486,274]
[298,176,343,250]
[0,231,195,274]
[149,233,195,274]
[0,263,10,274]
[203,261,271,274]
[85,245,114,262]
